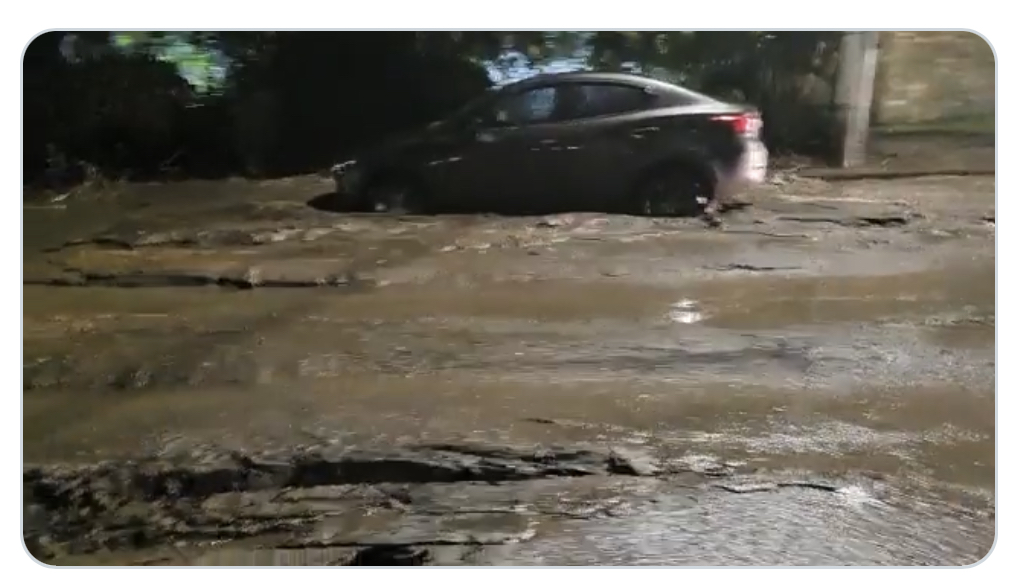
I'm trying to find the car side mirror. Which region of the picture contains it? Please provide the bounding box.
[454,115,508,142]
[474,130,499,143]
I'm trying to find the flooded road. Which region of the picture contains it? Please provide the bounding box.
[22,175,995,565]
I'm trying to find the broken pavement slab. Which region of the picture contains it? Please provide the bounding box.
[22,443,658,507]
[27,246,373,289]
[22,443,670,560]
[773,211,923,228]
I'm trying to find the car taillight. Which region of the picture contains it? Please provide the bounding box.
[711,112,762,137]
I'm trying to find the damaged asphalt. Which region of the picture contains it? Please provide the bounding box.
[23,173,995,565]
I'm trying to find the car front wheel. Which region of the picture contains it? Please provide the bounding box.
[364,177,429,215]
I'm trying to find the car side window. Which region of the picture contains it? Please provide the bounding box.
[492,86,558,126]
[559,83,653,120]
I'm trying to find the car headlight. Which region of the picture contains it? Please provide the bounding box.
[331,160,362,193]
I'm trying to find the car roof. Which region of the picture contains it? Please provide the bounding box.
[498,71,717,103]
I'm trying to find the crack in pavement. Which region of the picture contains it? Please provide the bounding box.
[704,262,804,272]
[25,269,369,290]
[713,480,840,494]
[25,445,651,506]
[775,214,920,228]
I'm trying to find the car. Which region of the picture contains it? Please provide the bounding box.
[330,71,767,217]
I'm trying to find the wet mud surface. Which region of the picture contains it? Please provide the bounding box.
[23,174,995,565]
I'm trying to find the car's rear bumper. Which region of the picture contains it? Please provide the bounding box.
[731,140,768,185]
[718,140,768,198]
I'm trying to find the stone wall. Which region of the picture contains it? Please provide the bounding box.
[873,31,995,125]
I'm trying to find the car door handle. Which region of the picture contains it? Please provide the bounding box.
[631,126,660,135]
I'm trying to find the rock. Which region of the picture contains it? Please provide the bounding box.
[607,448,660,476]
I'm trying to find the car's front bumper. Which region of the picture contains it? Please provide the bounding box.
[330,160,364,195]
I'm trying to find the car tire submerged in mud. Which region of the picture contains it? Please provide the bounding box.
[363,175,430,215]
[632,166,714,218]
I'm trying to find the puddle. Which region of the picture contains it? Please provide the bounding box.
[668,299,705,324]
[506,483,992,565]
[687,266,994,330]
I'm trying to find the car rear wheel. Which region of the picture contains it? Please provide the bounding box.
[633,167,712,218]
[364,176,429,215]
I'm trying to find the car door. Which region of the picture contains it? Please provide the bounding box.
[534,82,660,210]
[429,85,563,213]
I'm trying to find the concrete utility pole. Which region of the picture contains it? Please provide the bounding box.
[834,31,880,168]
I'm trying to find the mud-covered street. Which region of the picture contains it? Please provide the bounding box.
[22,173,995,565]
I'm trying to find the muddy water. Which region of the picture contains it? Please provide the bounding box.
[509,484,993,565]
[24,264,994,485]
[23,177,995,565]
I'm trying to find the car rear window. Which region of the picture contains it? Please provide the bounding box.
[561,83,653,120]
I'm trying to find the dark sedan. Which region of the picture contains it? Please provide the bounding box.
[330,71,767,218]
